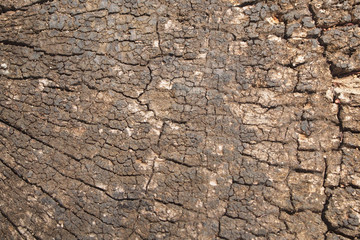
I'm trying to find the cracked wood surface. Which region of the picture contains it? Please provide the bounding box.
[0,0,360,239]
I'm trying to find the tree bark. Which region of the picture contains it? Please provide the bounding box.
[0,0,359,239]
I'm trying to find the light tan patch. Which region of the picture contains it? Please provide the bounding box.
[72,127,87,137]
[266,15,280,25]
[226,0,243,4]
[229,41,248,55]
[333,75,360,105]
[225,7,249,24]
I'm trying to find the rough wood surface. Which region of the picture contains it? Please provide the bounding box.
[0,0,359,239]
